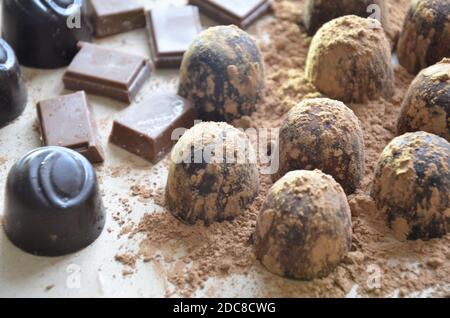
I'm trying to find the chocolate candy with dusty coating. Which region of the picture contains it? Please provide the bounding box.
[166,122,260,225]
[397,59,450,141]
[2,0,93,69]
[303,0,389,35]
[178,25,265,122]
[255,170,352,280]
[397,0,450,74]
[0,39,27,128]
[305,15,394,103]
[371,132,450,240]
[274,98,365,195]
[3,147,105,256]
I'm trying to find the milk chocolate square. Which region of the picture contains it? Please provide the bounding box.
[37,91,104,163]
[109,93,197,163]
[90,0,146,37]
[147,6,203,68]
[188,0,272,29]
[63,42,151,103]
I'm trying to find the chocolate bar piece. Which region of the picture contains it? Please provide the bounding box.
[90,0,146,37]
[3,147,105,256]
[37,91,104,164]
[188,0,271,29]
[147,6,203,68]
[63,42,151,103]
[2,0,93,69]
[109,93,197,163]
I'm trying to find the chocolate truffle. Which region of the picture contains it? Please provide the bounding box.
[178,25,265,122]
[305,15,394,103]
[397,59,450,141]
[255,170,352,280]
[371,132,450,241]
[166,122,260,225]
[3,147,105,256]
[2,0,93,69]
[0,38,27,128]
[397,0,450,75]
[303,0,389,36]
[274,98,365,195]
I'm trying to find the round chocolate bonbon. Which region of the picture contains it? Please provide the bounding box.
[3,147,105,256]
[305,15,394,103]
[2,0,93,69]
[255,170,352,280]
[0,38,27,128]
[178,25,265,122]
[397,59,450,141]
[371,132,450,240]
[397,0,450,74]
[166,122,260,225]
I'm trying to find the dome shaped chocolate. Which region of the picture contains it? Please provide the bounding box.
[305,15,394,103]
[397,0,450,74]
[166,122,260,225]
[0,38,27,128]
[255,170,352,280]
[303,0,389,35]
[2,0,93,69]
[397,59,450,141]
[3,147,105,256]
[371,132,450,240]
[178,25,265,122]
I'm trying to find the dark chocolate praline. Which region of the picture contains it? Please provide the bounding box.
[3,147,105,256]
[178,25,265,122]
[0,38,27,128]
[371,132,450,241]
[2,0,93,69]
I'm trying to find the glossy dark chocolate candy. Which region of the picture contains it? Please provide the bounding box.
[0,38,27,128]
[3,147,105,256]
[2,0,93,69]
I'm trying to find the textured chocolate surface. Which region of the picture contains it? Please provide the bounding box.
[37,91,104,163]
[1,0,93,69]
[189,0,271,29]
[63,42,151,103]
[91,0,146,37]
[3,147,105,256]
[0,39,27,128]
[147,6,202,68]
[110,93,197,163]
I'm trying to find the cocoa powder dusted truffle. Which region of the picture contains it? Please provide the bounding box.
[303,0,389,35]
[371,132,450,240]
[397,59,450,141]
[255,170,352,280]
[178,25,265,122]
[397,0,450,75]
[305,15,394,103]
[165,122,260,225]
[274,98,365,195]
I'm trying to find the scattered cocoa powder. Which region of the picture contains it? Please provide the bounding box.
[114,0,449,297]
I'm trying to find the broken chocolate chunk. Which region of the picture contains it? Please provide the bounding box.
[90,0,146,37]
[63,42,151,103]
[188,0,271,29]
[37,91,104,163]
[109,92,197,163]
[147,5,203,68]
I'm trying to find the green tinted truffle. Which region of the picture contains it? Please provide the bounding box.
[397,59,450,141]
[274,98,365,195]
[255,170,352,280]
[397,0,450,74]
[178,25,265,122]
[371,132,450,240]
[166,122,260,225]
